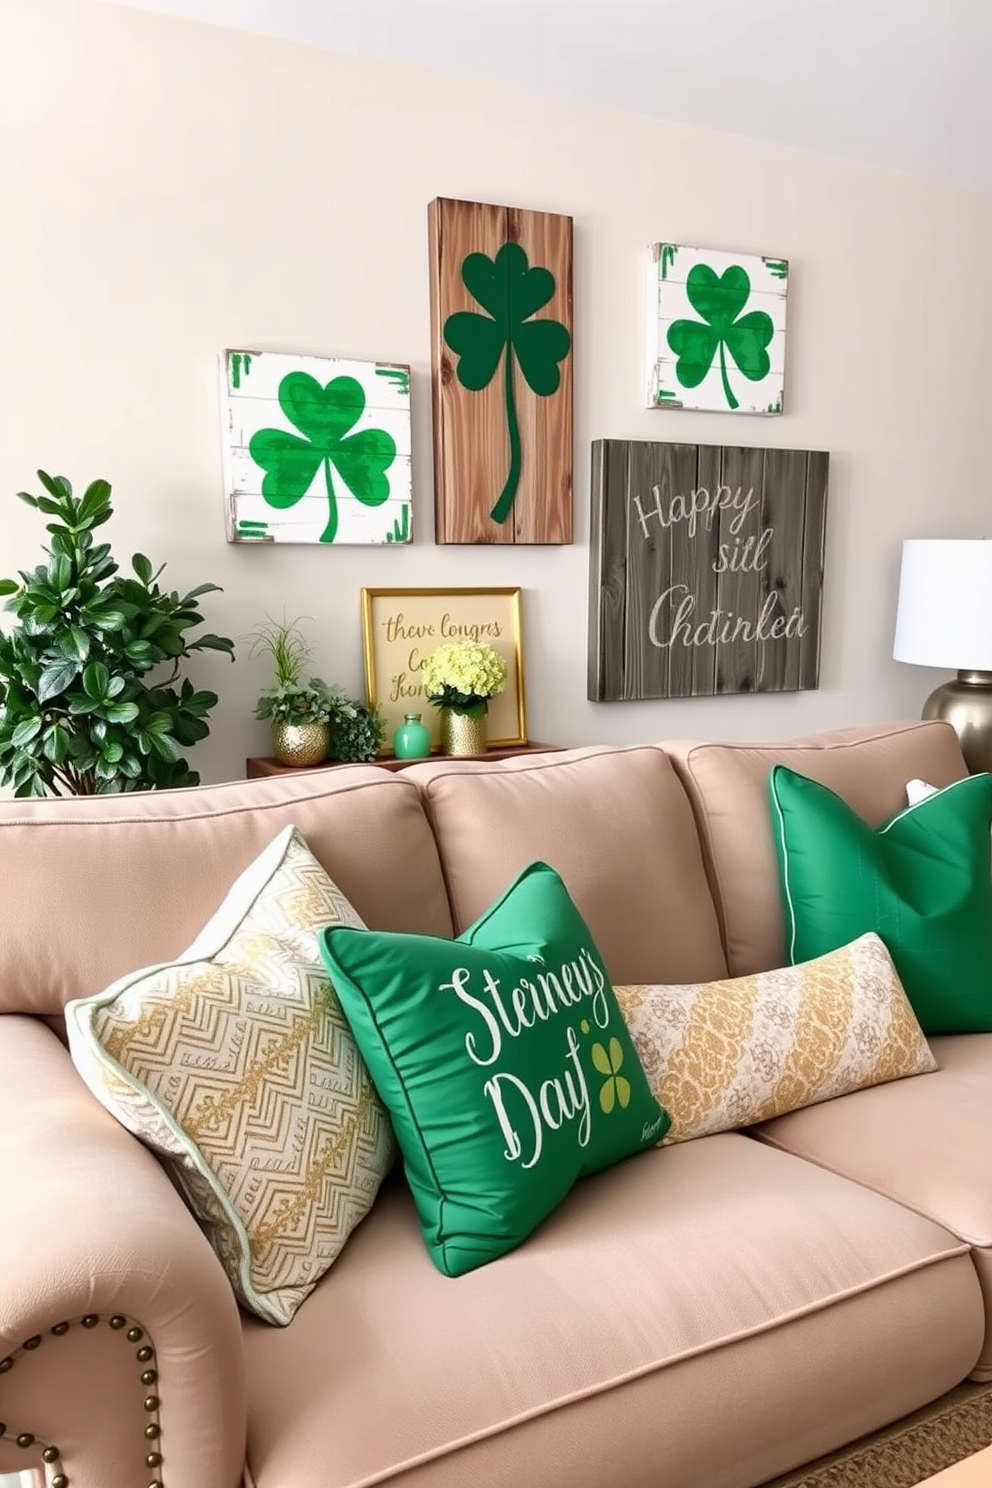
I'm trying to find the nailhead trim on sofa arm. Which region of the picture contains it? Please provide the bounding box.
[0,1312,163,1488]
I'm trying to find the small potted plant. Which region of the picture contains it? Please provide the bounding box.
[248,616,344,767]
[420,640,508,756]
[329,699,387,763]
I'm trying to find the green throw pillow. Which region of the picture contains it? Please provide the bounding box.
[769,766,992,1034]
[319,861,669,1276]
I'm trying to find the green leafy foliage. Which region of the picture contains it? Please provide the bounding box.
[248,615,344,724]
[0,472,235,796]
[247,612,381,756]
[253,678,346,726]
[329,702,386,763]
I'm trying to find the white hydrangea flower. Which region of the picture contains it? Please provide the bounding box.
[421,641,508,706]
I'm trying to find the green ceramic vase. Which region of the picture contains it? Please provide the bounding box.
[392,712,432,760]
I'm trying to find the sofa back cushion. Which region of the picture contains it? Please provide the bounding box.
[665,721,969,977]
[0,766,451,1017]
[404,746,728,986]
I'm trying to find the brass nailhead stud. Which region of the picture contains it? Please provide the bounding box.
[143,1423,161,1440]
[109,1315,127,1329]
[22,1336,41,1350]
[136,1345,154,1363]
[145,1451,163,1467]
[0,1358,12,1372]
[42,1445,60,1462]
[51,1322,70,1336]
[141,1369,158,1385]
[81,1314,99,1329]
[52,1476,69,1488]
[143,1395,159,1412]
[16,1432,35,1448]
[127,1327,143,1342]
[149,1480,164,1488]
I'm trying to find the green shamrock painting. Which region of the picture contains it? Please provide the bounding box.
[444,242,571,524]
[645,245,788,415]
[220,351,412,544]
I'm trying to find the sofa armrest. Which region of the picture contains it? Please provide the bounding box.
[0,1016,246,1488]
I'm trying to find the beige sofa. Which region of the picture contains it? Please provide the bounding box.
[1,718,990,1488]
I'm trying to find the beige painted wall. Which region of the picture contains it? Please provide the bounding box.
[2,0,990,784]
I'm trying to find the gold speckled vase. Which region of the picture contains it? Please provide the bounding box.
[440,707,486,758]
[272,720,330,768]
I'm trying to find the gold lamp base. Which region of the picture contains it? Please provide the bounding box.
[922,670,992,775]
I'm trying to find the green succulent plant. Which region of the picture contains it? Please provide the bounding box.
[247,614,381,757]
[247,615,347,726]
[0,471,234,796]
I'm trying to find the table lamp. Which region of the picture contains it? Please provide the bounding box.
[893,538,992,773]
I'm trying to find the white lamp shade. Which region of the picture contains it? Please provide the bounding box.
[893,539,992,670]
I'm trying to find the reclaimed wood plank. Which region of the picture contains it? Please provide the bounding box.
[714,446,766,694]
[588,439,630,701]
[507,205,573,545]
[798,451,830,689]
[624,440,673,699]
[428,198,510,546]
[757,447,809,692]
[683,443,720,697]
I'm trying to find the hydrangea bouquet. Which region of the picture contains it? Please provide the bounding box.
[420,640,508,719]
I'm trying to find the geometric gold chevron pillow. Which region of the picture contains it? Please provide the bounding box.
[614,933,936,1146]
[65,824,396,1326]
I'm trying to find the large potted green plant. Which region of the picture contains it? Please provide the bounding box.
[0,471,235,796]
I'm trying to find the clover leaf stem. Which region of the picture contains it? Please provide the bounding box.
[320,456,339,544]
[718,340,739,411]
[490,348,522,525]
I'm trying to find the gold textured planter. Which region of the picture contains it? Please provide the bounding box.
[272,720,330,768]
[440,707,486,758]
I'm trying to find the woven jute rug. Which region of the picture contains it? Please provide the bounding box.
[761,1379,992,1487]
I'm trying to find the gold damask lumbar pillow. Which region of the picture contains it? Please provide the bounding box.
[614,933,936,1144]
[66,824,396,1325]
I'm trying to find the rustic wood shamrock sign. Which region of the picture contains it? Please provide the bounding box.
[428,198,574,545]
[645,245,789,415]
[220,350,412,544]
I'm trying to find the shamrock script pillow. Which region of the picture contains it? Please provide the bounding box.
[320,861,669,1276]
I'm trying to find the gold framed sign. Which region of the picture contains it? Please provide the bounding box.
[361,587,527,752]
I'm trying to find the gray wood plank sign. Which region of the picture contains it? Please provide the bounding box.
[588,440,828,700]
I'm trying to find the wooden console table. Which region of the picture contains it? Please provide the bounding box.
[246,741,563,779]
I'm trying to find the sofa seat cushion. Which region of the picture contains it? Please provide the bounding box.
[242,1134,982,1488]
[665,720,968,978]
[755,1034,992,1379]
[404,746,728,985]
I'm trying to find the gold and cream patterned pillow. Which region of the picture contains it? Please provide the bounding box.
[66,824,396,1326]
[615,933,936,1144]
